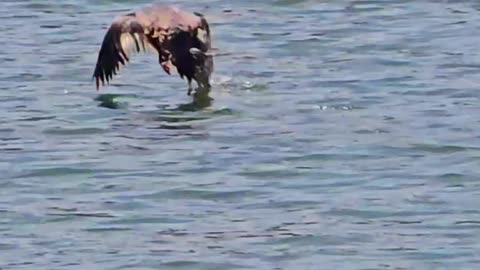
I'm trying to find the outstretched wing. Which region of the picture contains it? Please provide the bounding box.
[92,15,155,90]
[92,5,211,91]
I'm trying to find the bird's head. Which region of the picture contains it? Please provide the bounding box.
[190,47,214,88]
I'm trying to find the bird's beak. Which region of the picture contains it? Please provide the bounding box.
[190,48,214,59]
[189,48,206,59]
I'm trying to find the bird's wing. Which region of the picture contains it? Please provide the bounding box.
[92,15,156,90]
[92,5,210,91]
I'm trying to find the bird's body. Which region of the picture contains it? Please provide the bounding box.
[92,4,213,95]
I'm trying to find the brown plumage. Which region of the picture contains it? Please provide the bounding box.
[92,4,213,95]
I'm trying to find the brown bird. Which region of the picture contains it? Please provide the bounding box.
[92,4,213,96]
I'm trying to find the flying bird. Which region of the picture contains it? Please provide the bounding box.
[92,4,213,96]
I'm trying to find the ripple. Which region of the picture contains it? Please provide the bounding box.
[42,127,107,135]
[14,167,95,178]
[47,212,115,218]
[411,143,477,154]
[85,227,132,234]
[106,216,191,225]
[137,188,268,202]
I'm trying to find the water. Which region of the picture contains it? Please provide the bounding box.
[1,0,480,269]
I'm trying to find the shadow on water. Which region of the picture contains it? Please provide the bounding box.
[94,86,230,131]
[95,93,130,109]
[175,86,213,112]
[95,86,213,112]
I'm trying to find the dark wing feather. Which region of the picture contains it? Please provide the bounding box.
[93,14,155,90]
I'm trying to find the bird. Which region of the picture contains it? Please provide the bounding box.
[92,4,214,96]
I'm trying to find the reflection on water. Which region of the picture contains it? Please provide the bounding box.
[96,85,214,111]
[177,86,214,111]
[95,93,130,109]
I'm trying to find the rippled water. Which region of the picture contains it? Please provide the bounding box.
[2,0,480,269]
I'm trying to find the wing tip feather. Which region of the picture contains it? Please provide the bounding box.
[93,18,147,91]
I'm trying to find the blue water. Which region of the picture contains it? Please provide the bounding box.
[1,0,480,269]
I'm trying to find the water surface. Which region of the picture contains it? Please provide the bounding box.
[1,0,480,269]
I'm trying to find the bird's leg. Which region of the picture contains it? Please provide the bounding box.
[193,79,211,98]
[187,79,193,95]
